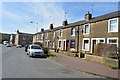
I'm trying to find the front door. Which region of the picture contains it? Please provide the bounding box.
[66,40,69,51]
[92,40,97,53]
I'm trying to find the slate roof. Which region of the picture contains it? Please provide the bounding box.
[34,10,120,34]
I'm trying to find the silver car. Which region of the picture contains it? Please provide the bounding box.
[27,44,46,57]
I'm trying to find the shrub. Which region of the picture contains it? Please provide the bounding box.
[94,43,118,58]
[43,47,49,54]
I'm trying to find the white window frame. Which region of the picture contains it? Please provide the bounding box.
[41,33,43,39]
[82,38,90,51]
[58,40,62,49]
[46,33,48,39]
[59,29,63,37]
[108,18,118,33]
[53,32,55,37]
[91,38,105,53]
[107,38,118,47]
[83,24,90,35]
[71,27,76,36]
[52,42,54,48]
[70,40,76,50]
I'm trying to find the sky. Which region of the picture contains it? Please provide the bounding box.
[1,1,119,34]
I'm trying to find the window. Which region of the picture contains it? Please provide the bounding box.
[107,38,118,47]
[46,33,48,39]
[53,32,55,37]
[23,36,26,40]
[37,34,38,39]
[108,18,118,32]
[70,40,75,49]
[82,38,90,51]
[71,27,76,36]
[59,30,62,37]
[99,40,104,43]
[58,40,62,48]
[52,42,55,48]
[83,24,90,34]
[41,33,43,39]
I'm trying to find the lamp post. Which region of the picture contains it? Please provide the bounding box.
[30,21,39,42]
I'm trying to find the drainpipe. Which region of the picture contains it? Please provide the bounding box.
[77,26,79,53]
[79,27,83,58]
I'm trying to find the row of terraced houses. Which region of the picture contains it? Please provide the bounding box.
[32,11,120,56]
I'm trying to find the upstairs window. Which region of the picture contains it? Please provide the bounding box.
[59,30,62,37]
[23,36,26,40]
[46,33,48,39]
[53,32,55,37]
[83,24,90,34]
[41,33,43,39]
[71,27,76,36]
[108,18,118,32]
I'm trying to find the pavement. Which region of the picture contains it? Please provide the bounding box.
[50,51,120,78]
[2,45,101,78]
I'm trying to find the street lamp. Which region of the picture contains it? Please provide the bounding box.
[30,21,38,33]
[30,21,39,42]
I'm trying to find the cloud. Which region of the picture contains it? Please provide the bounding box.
[2,2,66,34]
[25,2,65,29]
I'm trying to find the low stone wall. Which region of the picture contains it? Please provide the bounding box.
[85,54,118,67]
[103,58,118,67]
[85,54,104,64]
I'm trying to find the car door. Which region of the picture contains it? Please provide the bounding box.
[27,46,30,53]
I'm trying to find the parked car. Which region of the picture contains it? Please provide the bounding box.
[16,44,22,48]
[27,44,46,57]
[3,41,9,45]
[6,44,11,47]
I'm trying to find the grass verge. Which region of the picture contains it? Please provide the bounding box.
[47,53,57,57]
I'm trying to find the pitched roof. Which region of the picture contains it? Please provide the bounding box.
[34,10,120,34]
[18,32,33,35]
[62,10,120,29]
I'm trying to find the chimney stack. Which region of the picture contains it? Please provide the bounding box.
[17,30,19,33]
[49,24,54,29]
[62,20,68,26]
[85,12,92,21]
[41,28,44,32]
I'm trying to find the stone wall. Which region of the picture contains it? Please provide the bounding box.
[85,54,118,67]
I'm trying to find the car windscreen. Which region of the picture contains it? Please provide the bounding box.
[31,45,41,49]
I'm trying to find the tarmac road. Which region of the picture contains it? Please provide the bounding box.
[2,45,100,78]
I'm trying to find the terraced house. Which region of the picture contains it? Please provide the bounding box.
[33,10,119,57]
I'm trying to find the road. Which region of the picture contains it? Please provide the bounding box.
[2,45,100,78]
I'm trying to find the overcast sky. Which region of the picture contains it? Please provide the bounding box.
[1,1,119,34]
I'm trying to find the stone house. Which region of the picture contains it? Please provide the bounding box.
[15,30,33,46]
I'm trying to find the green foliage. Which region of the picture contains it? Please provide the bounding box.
[111,66,119,69]
[48,53,57,57]
[43,47,49,54]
